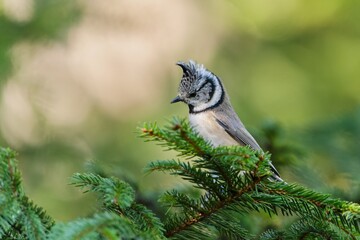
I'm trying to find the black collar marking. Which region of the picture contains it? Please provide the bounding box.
[188,76,225,114]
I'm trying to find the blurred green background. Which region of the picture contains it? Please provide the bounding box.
[0,0,359,229]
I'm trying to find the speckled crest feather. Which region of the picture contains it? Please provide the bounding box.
[176,60,214,93]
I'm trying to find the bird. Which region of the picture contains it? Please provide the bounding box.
[171,60,282,182]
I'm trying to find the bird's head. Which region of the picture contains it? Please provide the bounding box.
[171,60,224,113]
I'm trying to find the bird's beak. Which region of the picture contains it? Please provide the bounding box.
[171,96,183,104]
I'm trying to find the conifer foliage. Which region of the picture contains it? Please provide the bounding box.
[0,148,54,239]
[0,118,359,239]
[140,118,359,239]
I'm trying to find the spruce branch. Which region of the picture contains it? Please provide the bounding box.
[262,182,360,232]
[70,172,165,238]
[0,148,22,197]
[140,118,360,239]
[140,117,212,158]
[124,203,164,236]
[71,173,135,209]
[259,218,347,240]
[0,116,359,239]
[48,212,152,240]
[0,147,54,240]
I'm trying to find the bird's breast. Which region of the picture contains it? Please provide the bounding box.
[189,112,238,147]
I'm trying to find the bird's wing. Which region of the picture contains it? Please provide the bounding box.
[214,117,261,150]
[214,115,281,179]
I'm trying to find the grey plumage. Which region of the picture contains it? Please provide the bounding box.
[171,60,282,181]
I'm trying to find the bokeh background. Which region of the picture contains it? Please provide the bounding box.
[0,0,359,231]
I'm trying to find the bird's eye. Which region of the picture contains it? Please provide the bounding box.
[189,92,196,98]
